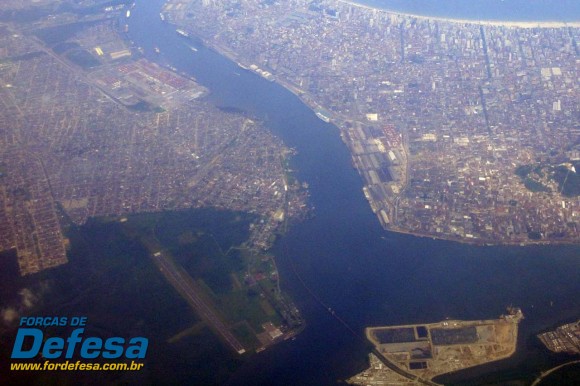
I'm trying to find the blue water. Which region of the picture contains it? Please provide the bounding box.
[126,1,580,385]
[354,0,580,22]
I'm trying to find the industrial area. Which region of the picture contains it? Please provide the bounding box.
[348,308,524,385]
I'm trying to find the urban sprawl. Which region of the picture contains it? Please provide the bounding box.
[165,0,580,245]
[0,1,308,276]
[1,0,579,276]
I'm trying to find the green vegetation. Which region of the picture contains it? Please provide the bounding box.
[34,21,101,45]
[65,49,100,69]
[552,163,580,197]
[53,41,81,54]
[524,178,550,193]
[1,207,287,384]
[231,322,260,348]
[1,213,237,385]
[514,164,550,193]
[515,164,533,178]
[127,100,156,112]
[516,162,579,196]
[122,208,290,351]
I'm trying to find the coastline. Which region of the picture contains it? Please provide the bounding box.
[382,224,577,247]
[167,26,580,248]
[351,311,523,385]
[337,0,580,28]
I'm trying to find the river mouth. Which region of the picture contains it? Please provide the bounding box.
[128,1,579,385]
[1,0,576,385]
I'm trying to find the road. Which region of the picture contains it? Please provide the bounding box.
[151,251,246,354]
[530,359,580,386]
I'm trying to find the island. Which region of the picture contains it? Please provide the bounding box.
[163,0,580,245]
[347,307,524,385]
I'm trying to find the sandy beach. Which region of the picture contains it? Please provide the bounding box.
[337,0,580,28]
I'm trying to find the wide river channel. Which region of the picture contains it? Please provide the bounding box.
[127,1,579,385]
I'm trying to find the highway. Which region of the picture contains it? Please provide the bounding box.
[151,251,246,354]
[530,359,580,386]
[370,347,440,386]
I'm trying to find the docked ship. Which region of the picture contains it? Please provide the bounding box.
[248,64,275,82]
[176,29,190,38]
[315,109,331,123]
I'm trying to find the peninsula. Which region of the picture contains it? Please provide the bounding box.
[164,0,580,245]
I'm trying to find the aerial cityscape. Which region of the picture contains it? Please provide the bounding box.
[0,0,578,385]
[0,5,308,276]
[165,0,580,245]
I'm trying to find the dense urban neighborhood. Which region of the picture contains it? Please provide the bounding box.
[165,0,580,245]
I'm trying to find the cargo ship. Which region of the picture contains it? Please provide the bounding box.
[315,110,331,123]
[176,29,190,38]
[248,64,274,81]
